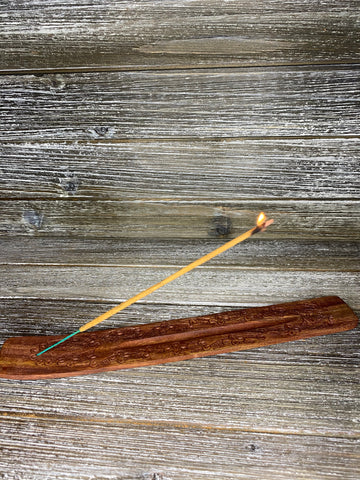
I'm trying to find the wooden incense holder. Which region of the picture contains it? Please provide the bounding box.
[0,296,357,380]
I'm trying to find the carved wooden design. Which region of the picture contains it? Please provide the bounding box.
[0,296,357,380]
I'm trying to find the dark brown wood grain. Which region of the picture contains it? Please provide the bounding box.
[0,296,357,380]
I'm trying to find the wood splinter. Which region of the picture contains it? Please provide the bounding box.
[0,296,357,380]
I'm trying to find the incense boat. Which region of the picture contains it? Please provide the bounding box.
[0,296,357,380]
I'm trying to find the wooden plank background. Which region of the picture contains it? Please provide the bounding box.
[0,1,359,479]
[1,0,359,72]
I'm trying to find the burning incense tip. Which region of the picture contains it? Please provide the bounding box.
[256,211,274,230]
[252,212,274,235]
[36,212,274,356]
[256,212,266,226]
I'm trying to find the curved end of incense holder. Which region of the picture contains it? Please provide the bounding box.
[0,296,358,380]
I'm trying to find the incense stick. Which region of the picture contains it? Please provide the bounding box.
[37,212,274,356]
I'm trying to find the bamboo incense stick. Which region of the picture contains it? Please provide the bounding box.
[37,212,274,356]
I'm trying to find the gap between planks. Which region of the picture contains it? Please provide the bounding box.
[1,134,360,143]
[0,263,359,273]
[1,60,360,76]
[0,412,358,440]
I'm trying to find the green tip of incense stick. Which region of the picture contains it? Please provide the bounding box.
[36,330,81,356]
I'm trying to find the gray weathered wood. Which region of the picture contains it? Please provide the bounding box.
[1,354,359,436]
[1,237,358,271]
[1,66,359,140]
[0,0,359,72]
[1,264,359,309]
[0,199,359,240]
[0,415,358,479]
[1,138,359,200]
[0,1,359,478]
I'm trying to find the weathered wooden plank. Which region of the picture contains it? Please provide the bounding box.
[1,264,358,308]
[1,237,358,271]
[1,138,359,200]
[1,358,358,436]
[0,416,358,479]
[1,66,359,140]
[0,0,359,72]
[0,199,359,240]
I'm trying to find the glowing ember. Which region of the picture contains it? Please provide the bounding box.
[256,212,266,226]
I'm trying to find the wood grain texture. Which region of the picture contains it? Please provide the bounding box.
[1,138,359,200]
[0,1,359,478]
[0,416,358,480]
[1,66,359,140]
[1,199,359,240]
[1,309,358,437]
[1,237,358,271]
[1,264,359,309]
[0,0,359,72]
[0,303,359,476]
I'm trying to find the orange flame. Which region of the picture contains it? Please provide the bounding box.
[256,212,266,226]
